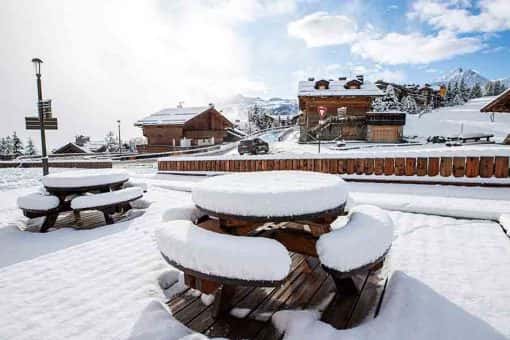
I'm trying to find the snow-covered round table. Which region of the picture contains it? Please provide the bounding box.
[192,171,348,249]
[192,171,348,222]
[42,169,129,193]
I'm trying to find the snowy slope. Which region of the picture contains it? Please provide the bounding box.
[434,68,489,88]
[405,96,510,141]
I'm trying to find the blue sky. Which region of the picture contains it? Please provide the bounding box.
[0,0,509,145]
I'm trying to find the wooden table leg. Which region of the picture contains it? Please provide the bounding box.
[40,212,58,233]
[212,284,236,318]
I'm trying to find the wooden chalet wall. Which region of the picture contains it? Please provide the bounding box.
[158,156,510,179]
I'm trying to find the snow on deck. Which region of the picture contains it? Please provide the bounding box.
[0,169,510,339]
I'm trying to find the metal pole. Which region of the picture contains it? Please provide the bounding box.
[318,132,321,154]
[117,120,121,155]
[36,72,49,175]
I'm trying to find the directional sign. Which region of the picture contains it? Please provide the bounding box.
[38,99,52,118]
[317,106,327,119]
[25,116,58,130]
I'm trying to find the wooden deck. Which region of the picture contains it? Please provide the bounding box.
[167,253,387,339]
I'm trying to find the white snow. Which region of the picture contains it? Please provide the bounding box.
[17,192,60,211]
[161,202,206,222]
[126,300,200,340]
[298,79,383,97]
[42,169,129,188]
[123,180,149,192]
[191,171,348,217]
[71,187,143,210]
[200,293,215,306]
[156,220,291,281]
[135,106,209,126]
[273,211,510,339]
[316,205,394,272]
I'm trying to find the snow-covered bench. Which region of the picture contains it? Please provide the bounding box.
[316,205,394,295]
[17,192,61,232]
[161,202,206,223]
[156,220,292,317]
[71,187,143,225]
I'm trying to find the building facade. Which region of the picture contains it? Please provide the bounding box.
[298,76,407,143]
[135,105,233,153]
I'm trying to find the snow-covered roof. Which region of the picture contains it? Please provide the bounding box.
[480,88,510,113]
[298,79,383,97]
[135,107,210,126]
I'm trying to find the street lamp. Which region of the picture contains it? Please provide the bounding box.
[32,57,49,175]
[117,120,121,155]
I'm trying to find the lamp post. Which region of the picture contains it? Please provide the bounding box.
[117,120,121,155]
[32,58,49,175]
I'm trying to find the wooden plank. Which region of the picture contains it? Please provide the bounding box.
[322,159,330,173]
[337,159,345,174]
[427,157,439,176]
[453,157,465,177]
[495,156,509,178]
[373,159,384,175]
[346,159,355,174]
[440,157,453,177]
[465,157,480,178]
[479,156,494,178]
[314,159,321,172]
[394,158,405,176]
[329,158,338,174]
[383,158,394,176]
[416,158,427,176]
[355,159,365,175]
[405,158,416,176]
[364,158,374,175]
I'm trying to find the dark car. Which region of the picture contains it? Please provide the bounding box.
[238,138,269,155]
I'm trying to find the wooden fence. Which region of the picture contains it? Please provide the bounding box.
[0,160,113,169]
[158,156,510,178]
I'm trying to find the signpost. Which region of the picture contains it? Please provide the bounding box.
[317,106,327,154]
[27,58,57,176]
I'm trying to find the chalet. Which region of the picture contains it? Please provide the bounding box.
[480,88,510,144]
[135,105,233,153]
[298,76,405,142]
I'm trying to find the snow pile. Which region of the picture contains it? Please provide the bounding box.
[192,171,348,217]
[17,192,59,211]
[272,272,507,340]
[127,300,202,340]
[350,192,510,221]
[161,202,206,222]
[156,220,291,281]
[71,187,143,210]
[274,211,510,339]
[498,214,510,236]
[316,205,394,271]
[123,180,149,192]
[42,169,129,188]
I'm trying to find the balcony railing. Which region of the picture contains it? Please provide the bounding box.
[366,112,406,126]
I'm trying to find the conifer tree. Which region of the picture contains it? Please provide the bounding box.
[11,131,24,156]
[25,137,37,155]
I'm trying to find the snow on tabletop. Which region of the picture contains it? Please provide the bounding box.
[123,180,149,192]
[156,220,291,281]
[17,192,59,211]
[70,187,143,210]
[41,169,129,188]
[191,171,348,217]
[161,202,206,222]
[316,205,394,272]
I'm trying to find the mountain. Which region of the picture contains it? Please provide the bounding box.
[434,68,489,88]
[215,94,298,125]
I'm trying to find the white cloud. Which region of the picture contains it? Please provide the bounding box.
[351,30,483,65]
[287,12,361,47]
[409,0,510,33]
[0,0,279,146]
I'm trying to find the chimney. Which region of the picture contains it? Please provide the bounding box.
[356,75,364,84]
[338,76,347,81]
[208,103,215,108]
[308,77,315,81]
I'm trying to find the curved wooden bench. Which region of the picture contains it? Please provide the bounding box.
[316,205,394,295]
[17,192,60,232]
[156,220,292,317]
[71,187,143,225]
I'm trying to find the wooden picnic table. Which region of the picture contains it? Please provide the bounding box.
[36,169,130,231]
[187,171,348,295]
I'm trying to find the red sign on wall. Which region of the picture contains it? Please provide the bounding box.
[317,106,327,118]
